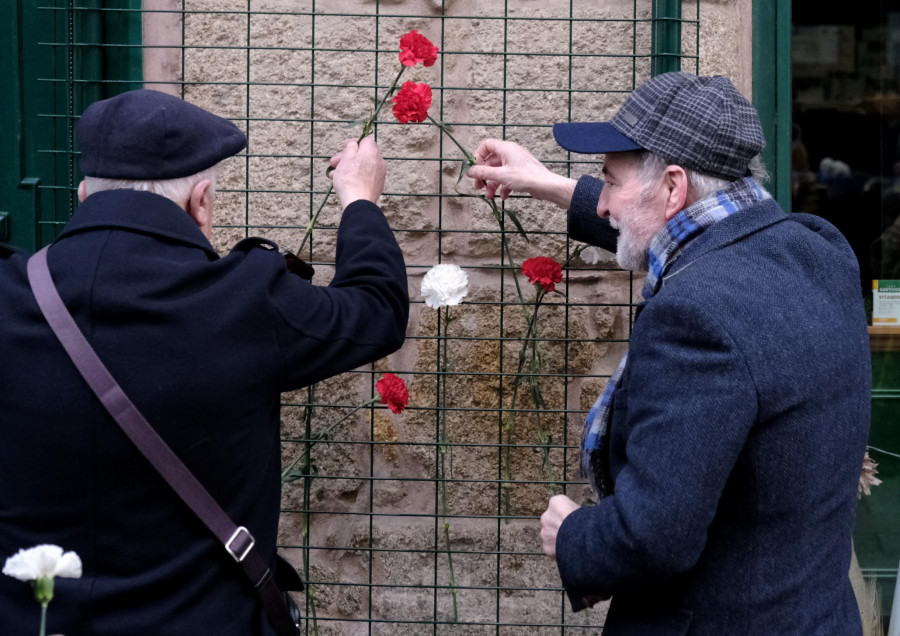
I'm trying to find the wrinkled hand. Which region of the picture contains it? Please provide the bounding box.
[466,139,576,209]
[329,137,387,209]
[540,494,581,560]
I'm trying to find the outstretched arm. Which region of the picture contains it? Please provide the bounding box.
[465,139,577,209]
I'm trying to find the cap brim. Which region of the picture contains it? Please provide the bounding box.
[552,122,642,154]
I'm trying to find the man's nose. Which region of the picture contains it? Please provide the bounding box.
[596,194,610,218]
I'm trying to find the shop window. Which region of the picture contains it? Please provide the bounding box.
[792,5,900,631]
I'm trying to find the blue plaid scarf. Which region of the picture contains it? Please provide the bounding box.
[581,177,771,499]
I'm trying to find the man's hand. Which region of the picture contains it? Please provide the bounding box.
[540,494,581,559]
[466,139,577,209]
[329,137,387,209]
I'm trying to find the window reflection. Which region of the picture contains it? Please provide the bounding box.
[792,6,900,633]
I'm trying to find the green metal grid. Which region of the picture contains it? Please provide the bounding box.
[29,2,703,633]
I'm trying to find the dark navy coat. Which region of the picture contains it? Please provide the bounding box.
[0,190,408,635]
[560,177,871,635]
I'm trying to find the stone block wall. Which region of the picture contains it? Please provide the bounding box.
[143,1,751,632]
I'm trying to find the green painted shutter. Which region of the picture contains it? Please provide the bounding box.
[0,0,142,251]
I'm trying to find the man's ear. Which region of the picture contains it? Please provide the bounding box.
[662,165,689,221]
[77,181,87,203]
[186,179,214,238]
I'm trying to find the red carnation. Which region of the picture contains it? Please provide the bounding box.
[522,256,563,293]
[399,29,439,67]
[392,82,432,124]
[376,373,409,414]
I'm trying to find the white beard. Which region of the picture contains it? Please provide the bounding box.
[609,207,663,272]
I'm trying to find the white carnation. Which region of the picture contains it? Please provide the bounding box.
[3,544,82,582]
[421,263,469,309]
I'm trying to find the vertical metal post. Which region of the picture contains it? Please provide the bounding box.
[651,0,682,76]
[752,0,791,211]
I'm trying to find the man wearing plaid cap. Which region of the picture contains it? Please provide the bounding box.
[468,72,870,635]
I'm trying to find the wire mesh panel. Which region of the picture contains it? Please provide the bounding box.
[34,1,708,633]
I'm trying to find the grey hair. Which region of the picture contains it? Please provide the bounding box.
[83,165,219,207]
[628,151,769,202]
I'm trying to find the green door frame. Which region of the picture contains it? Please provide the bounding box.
[651,0,683,76]
[0,1,142,252]
[752,0,792,211]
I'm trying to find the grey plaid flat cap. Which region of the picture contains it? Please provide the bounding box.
[553,72,765,181]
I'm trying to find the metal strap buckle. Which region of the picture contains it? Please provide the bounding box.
[225,526,255,562]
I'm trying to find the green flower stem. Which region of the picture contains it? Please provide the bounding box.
[306,585,320,636]
[34,576,53,636]
[437,307,459,621]
[487,202,534,520]
[526,246,591,490]
[362,66,407,138]
[498,225,530,324]
[297,381,321,635]
[494,207,538,519]
[441,520,459,619]
[501,245,584,508]
[296,183,333,257]
[525,295,558,488]
[529,248,589,490]
[296,66,407,255]
[426,115,476,165]
[501,287,546,519]
[300,381,318,539]
[39,602,47,636]
[281,396,380,482]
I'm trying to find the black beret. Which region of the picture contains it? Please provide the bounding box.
[76,89,248,180]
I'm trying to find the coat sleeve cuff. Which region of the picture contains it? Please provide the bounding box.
[565,588,588,612]
[342,199,383,216]
[555,504,610,611]
[566,175,618,252]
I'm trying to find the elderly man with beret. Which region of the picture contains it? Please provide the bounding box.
[468,72,871,635]
[0,90,408,635]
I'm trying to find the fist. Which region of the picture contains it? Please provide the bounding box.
[328,137,387,208]
[540,494,581,559]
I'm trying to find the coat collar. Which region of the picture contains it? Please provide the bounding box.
[661,198,789,284]
[56,189,218,258]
